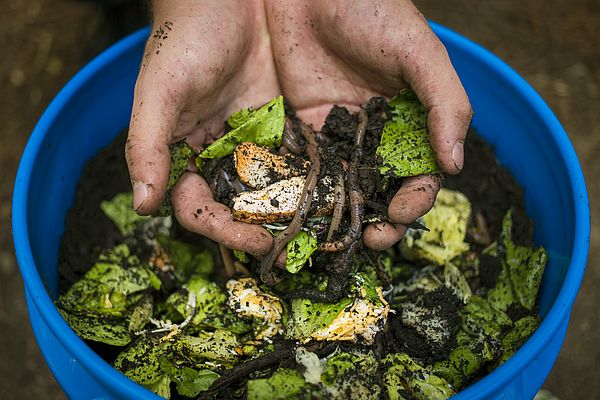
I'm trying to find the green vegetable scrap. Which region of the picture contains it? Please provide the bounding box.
[461,295,513,339]
[158,140,197,216]
[376,88,440,177]
[286,230,318,273]
[176,330,241,364]
[285,297,353,341]
[321,352,381,400]
[160,358,220,398]
[384,353,455,400]
[401,188,471,265]
[100,192,149,236]
[198,96,285,161]
[57,245,160,345]
[431,340,495,388]
[157,234,214,281]
[501,210,548,310]
[114,338,172,386]
[247,368,311,400]
[496,315,540,365]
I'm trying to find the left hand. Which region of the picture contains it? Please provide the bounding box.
[265,0,472,250]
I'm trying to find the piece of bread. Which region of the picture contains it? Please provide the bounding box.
[232,176,335,224]
[234,142,309,189]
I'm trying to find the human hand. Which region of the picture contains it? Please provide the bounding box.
[125,0,279,256]
[265,0,472,250]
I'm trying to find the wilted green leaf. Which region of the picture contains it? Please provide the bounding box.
[233,250,250,263]
[383,353,455,400]
[285,297,353,341]
[444,262,472,304]
[165,276,225,325]
[157,234,214,281]
[501,210,548,310]
[199,96,285,160]
[401,189,471,265]
[58,309,131,346]
[114,338,172,385]
[58,249,159,319]
[159,358,219,398]
[431,340,495,388]
[101,192,149,236]
[377,89,439,177]
[286,230,318,273]
[158,140,197,216]
[497,315,540,365]
[320,352,380,400]
[353,272,384,306]
[128,295,153,333]
[176,330,240,364]
[247,368,311,400]
[227,107,256,129]
[461,296,512,339]
[145,374,171,399]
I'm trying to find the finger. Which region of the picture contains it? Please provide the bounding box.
[388,174,441,225]
[363,222,407,251]
[125,62,186,215]
[172,172,274,256]
[401,25,472,175]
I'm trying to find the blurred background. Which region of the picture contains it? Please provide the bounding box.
[0,0,597,398]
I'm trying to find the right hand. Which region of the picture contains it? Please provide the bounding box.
[125,0,278,256]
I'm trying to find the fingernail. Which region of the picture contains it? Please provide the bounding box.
[133,181,149,211]
[452,141,464,172]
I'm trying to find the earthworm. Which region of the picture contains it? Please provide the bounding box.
[281,118,303,155]
[260,122,320,285]
[326,173,345,241]
[196,341,337,399]
[318,109,367,252]
[219,244,235,278]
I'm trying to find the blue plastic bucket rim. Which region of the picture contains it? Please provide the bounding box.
[12,23,590,399]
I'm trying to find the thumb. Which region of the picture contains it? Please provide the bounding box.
[125,75,181,215]
[402,28,472,175]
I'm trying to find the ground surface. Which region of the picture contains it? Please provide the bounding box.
[0,0,597,398]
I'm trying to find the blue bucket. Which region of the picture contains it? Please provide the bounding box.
[13,24,589,399]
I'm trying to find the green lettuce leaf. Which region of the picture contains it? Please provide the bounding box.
[58,246,159,318]
[157,234,214,281]
[176,330,240,364]
[100,192,149,236]
[146,374,171,399]
[443,262,472,304]
[496,315,540,365]
[286,230,318,273]
[199,96,285,160]
[159,358,219,398]
[114,338,172,385]
[431,340,495,388]
[285,297,353,340]
[353,272,384,306]
[58,309,131,346]
[158,140,197,216]
[321,352,381,400]
[128,295,153,333]
[377,89,439,177]
[401,189,471,265]
[247,368,311,400]
[501,210,548,310]
[461,295,513,339]
[384,353,455,400]
[233,250,250,263]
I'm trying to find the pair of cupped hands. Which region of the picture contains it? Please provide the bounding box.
[126,0,471,258]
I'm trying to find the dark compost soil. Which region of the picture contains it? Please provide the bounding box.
[57,124,532,396]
